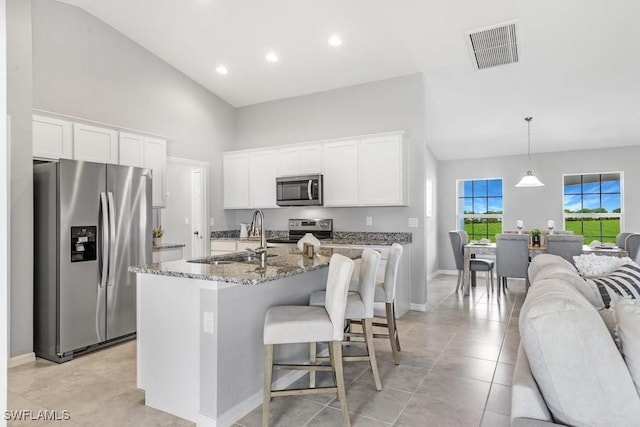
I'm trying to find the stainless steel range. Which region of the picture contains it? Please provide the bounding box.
[267,219,333,245]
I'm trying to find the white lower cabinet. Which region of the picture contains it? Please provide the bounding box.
[33,115,73,160]
[73,123,119,164]
[211,240,261,256]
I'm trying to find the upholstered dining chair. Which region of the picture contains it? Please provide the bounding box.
[625,233,640,263]
[448,230,495,294]
[617,232,634,250]
[495,234,529,295]
[546,234,584,265]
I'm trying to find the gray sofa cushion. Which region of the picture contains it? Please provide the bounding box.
[520,278,640,426]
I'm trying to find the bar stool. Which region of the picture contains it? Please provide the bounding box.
[308,248,383,390]
[262,254,354,427]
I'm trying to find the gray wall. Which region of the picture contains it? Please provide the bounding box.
[6,0,237,357]
[234,74,430,305]
[438,145,640,270]
[7,0,33,357]
[31,0,237,231]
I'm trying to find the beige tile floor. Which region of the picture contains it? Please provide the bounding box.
[8,274,525,426]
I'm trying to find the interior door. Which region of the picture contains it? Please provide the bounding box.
[106,164,152,340]
[58,159,106,353]
[191,168,204,258]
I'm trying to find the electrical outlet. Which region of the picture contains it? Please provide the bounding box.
[408,218,419,228]
[209,218,215,227]
[185,217,190,226]
[366,216,373,226]
[203,311,214,334]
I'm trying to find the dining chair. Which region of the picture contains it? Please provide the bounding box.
[616,232,634,250]
[625,233,640,262]
[495,234,530,296]
[448,230,495,293]
[545,234,584,265]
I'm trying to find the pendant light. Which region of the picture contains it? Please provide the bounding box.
[515,116,544,187]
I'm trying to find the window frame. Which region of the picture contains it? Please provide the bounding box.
[456,177,504,242]
[562,171,624,242]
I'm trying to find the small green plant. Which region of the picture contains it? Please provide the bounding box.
[152,227,164,238]
[530,228,542,237]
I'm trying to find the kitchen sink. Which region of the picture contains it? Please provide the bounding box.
[188,252,277,265]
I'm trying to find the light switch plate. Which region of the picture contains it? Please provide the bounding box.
[366,216,373,226]
[209,218,215,227]
[185,217,190,226]
[408,218,419,228]
[203,312,214,334]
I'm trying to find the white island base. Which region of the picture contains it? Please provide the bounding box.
[136,268,330,427]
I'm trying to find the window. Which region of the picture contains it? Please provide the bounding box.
[457,178,503,242]
[563,172,622,243]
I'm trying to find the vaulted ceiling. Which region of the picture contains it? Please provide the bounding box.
[57,0,640,160]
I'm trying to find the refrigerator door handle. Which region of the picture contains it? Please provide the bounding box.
[107,192,117,287]
[99,192,109,288]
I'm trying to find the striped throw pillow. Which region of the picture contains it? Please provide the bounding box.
[586,263,640,308]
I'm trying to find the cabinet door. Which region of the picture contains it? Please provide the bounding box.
[249,149,278,208]
[33,115,73,160]
[143,137,167,208]
[277,146,300,177]
[323,139,359,206]
[73,123,119,164]
[223,152,250,209]
[299,143,322,173]
[119,132,145,167]
[360,134,406,206]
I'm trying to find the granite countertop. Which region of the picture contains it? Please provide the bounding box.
[210,230,412,246]
[152,243,186,250]
[129,245,362,285]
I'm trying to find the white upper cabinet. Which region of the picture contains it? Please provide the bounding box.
[143,137,167,208]
[277,143,322,177]
[249,149,278,208]
[322,139,359,206]
[359,134,406,205]
[33,115,73,160]
[223,152,250,209]
[119,132,145,167]
[73,123,119,164]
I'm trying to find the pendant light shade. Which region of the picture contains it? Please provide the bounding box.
[515,117,544,187]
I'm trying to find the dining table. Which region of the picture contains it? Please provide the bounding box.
[462,242,629,295]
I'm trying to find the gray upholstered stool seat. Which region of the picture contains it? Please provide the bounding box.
[309,248,383,390]
[262,253,354,427]
[264,306,333,345]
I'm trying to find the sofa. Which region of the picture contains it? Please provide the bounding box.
[511,254,640,426]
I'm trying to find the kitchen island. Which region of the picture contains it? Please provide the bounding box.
[129,246,362,427]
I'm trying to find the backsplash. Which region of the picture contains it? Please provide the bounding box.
[210,230,288,239]
[210,230,412,244]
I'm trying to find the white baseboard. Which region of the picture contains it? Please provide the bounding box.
[8,352,35,368]
[434,269,458,276]
[410,303,427,312]
[197,370,307,427]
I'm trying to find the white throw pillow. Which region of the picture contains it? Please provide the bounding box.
[613,298,640,396]
[520,279,640,426]
[573,253,633,277]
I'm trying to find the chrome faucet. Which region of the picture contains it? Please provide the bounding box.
[248,209,267,265]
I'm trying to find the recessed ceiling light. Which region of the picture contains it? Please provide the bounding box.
[215,66,228,75]
[328,35,342,47]
[265,52,279,63]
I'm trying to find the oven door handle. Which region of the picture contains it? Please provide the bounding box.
[308,180,313,200]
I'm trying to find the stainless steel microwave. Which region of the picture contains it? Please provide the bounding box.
[276,174,323,206]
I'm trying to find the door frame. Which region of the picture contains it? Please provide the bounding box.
[166,157,209,259]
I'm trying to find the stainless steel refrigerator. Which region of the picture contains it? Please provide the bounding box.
[34,159,152,362]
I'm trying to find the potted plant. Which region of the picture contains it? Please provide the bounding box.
[152,226,164,247]
[531,228,542,247]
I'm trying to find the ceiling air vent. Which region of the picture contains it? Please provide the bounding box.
[466,21,519,70]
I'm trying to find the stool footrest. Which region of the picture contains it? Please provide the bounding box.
[273,363,334,372]
[271,386,338,397]
[372,333,391,339]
